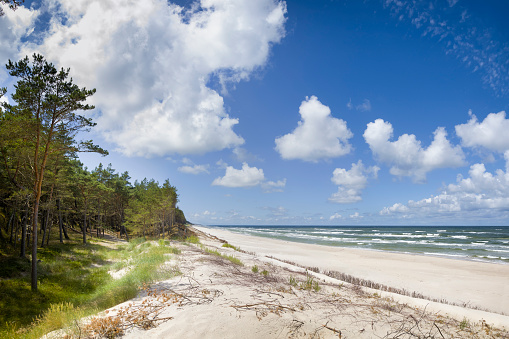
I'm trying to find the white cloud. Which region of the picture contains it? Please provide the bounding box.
[346,99,353,110]
[212,162,285,190]
[356,99,371,112]
[212,162,265,187]
[275,96,353,162]
[364,119,466,182]
[216,159,228,169]
[329,213,342,220]
[455,111,509,152]
[233,147,261,163]
[178,164,209,175]
[383,0,509,96]
[262,178,286,193]
[20,0,287,157]
[381,154,509,220]
[329,160,379,204]
[263,206,288,218]
[346,98,371,112]
[0,93,8,105]
[0,5,38,83]
[349,212,363,219]
[178,158,209,174]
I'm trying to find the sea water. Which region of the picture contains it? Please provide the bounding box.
[212,226,509,264]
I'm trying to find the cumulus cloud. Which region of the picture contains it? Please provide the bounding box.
[329,160,379,204]
[212,162,285,190]
[275,96,353,162]
[381,153,509,220]
[177,158,209,174]
[350,212,363,219]
[329,213,342,220]
[262,178,286,193]
[18,0,287,157]
[212,162,265,187]
[0,5,38,82]
[178,164,209,175]
[364,119,466,182]
[455,111,509,152]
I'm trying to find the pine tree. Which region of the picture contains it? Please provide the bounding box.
[5,54,107,291]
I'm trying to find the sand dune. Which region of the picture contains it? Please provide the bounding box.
[62,225,509,338]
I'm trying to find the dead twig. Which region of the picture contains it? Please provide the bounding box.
[322,321,342,338]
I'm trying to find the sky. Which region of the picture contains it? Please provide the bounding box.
[1,0,509,226]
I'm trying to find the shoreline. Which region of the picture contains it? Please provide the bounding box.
[59,228,509,338]
[204,225,509,266]
[194,225,509,316]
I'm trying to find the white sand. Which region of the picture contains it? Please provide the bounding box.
[194,226,509,316]
[66,227,509,338]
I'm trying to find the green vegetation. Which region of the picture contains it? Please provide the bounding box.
[251,265,259,273]
[0,234,181,338]
[459,317,470,330]
[204,247,243,266]
[261,269,269,277]
[222,243,240,251]
[0,53,193,337]
[0,54,188,298]
[185,235,201,244]
[300,273,321,292]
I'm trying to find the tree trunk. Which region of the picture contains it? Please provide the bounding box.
[83,198,87,244]
[14,214,20,247]
[41,208,50,247]
[57,199,63,243]
[31,199,39,291]
[20,207,28,257]
[62,223,70,240]
[46,210,53,246]
[8,210,15,244]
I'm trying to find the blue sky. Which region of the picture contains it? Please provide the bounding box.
[1,0,509,225]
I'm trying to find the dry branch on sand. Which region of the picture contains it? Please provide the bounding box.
[60,233,509,339]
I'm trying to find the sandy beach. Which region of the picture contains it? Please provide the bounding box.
[194,226,509,316]
[64,225,509,338]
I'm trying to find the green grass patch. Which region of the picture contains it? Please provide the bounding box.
[185,235,200,244]
[222,243,240,251]
[300,273,321,292]
[0,234,181,339]
[251,265,259,273]
[204,247,243,266]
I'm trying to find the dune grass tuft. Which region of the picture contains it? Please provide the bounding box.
[0,237,181,339]
[204,247,243,266]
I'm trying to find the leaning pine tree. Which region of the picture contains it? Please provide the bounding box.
[5,54,107,291]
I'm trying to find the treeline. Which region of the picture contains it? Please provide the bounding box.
[0,160,186,248]
[0,54,187,291]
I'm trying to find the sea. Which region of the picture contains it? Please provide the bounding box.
[213,225,509,265]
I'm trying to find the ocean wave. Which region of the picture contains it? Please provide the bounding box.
[450,235,469,239]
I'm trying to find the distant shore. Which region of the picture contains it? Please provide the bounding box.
[194,225,509,318]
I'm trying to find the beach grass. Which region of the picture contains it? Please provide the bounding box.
[0,235,181,339]
[204,247,244,266]
[222,243,241,251]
